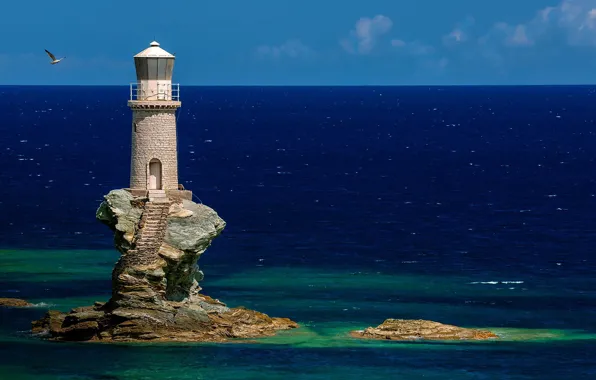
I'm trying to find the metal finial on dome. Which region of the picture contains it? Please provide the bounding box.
[150,41,160,47]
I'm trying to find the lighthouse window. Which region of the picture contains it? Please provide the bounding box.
[134,122,138,132]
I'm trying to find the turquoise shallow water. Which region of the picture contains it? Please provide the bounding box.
[2,249,596,379]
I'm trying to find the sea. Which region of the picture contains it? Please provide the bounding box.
[1,85,596,379]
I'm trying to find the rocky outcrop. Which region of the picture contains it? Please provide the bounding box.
[31,189,297,342]
[350,319,498,341]
[0,298,32,308]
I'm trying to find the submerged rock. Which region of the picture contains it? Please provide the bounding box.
[0,298,32,308]
[32,189,297,343]
[350,319,498,341]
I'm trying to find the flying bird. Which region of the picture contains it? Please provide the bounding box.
[45,49,65,65]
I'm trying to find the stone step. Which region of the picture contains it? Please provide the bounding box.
[139,234,161,239]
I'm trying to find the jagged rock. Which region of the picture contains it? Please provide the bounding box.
[168,202,194,218]
[32,294,297,342]
[96,190,143,242]
[32,189,297,343]
[165,199,225,252]
[350,319,499,341]
[0,298,32,307]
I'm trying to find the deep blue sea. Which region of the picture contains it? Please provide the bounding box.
[1,85,596,379]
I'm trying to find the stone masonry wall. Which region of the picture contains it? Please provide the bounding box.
[130,109,179,190]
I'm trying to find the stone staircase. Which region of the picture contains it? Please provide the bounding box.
[134,201,171,254]
[111,200,172,297]
[114,201,171,272]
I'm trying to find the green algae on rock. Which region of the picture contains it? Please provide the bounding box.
[31,189,297,343]
[350,319,499,341]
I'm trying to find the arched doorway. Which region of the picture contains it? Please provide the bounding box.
[148,158,162,190]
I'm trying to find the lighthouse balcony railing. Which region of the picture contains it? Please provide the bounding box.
[129,82,180,102]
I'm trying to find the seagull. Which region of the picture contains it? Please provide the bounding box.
[45,49,65,65]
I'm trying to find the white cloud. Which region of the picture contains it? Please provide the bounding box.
[486,0,596,47]
[340,15,393,54]
[443,16,475,46]
[492,23,534,46]
[256,39,313,59]
[446,29,467,43]
[510,25,533,46]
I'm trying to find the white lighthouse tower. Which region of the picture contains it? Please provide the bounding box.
[127,41,189,202]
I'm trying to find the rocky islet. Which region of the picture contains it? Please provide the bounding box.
[350,319,499,341]
[30,189,297,342]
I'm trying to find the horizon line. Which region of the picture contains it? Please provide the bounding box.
[0,83,595,87]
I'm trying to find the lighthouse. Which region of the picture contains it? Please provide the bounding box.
[127,41,190,202]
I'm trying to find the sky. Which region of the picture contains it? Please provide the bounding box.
[3,0,596,85]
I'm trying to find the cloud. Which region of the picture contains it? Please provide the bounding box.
[445,29,467,44]
[548,0,596,45]
[340,15,393,54]
[492,23,534,46]
[484,0,596,47]
[256,39,313,59]
[443,16,475,46]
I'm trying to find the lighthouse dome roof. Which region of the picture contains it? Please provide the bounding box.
[134,41,175,58]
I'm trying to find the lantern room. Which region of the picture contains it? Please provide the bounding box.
[130,41,179,101]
